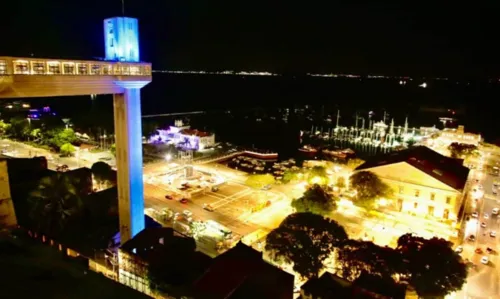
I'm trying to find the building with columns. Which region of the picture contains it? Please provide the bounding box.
[355,146,470,230]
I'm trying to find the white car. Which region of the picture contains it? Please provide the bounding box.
[490,231,497,237]
[481,256,489,265]
[493,208,499,215]
[183,210,193,218]
[484,213,489,219]
[481,222,487,228]
[472,212,479,218]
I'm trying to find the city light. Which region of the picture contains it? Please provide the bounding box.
[165,153,172,161]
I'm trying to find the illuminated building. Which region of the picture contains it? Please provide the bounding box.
[439,125,482,146]
[151,120,215,151]
[355,146,469,224]
[0,17,152,243]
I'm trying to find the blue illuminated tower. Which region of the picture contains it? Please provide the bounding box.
[105,17,148,243]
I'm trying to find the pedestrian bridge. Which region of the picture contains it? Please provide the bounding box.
[0,56,152,98]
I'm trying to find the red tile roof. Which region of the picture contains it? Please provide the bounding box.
[180,129,211,137]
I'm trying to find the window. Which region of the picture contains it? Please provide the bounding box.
[14,61,29,74]
[430,193,435,201]
[77,63,88,75]
[102,65,112,75]
[414,189,420,197]
[31,62,46,74]
[63,63,75,74]
[443,209,449,219]
[413,202,418,209]
[90,64,101,75]
[47,62,61,74]
[113,64,121,75]
[446,196,451,204]
[121,65,130,75]
[130,66,141,75]
[0,60,6,74]
[428,206,434,216]
[399,186,404,194]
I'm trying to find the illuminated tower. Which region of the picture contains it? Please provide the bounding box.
[105,17,148,243]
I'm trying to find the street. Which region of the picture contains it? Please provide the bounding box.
[455,152,500,299]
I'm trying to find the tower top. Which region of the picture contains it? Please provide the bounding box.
[104,17,140,62]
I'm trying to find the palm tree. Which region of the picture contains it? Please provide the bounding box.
[29,173,82,238]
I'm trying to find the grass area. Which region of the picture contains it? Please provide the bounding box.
[0,231,148,299]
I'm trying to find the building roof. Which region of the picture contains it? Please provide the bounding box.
[193,242,294,299]
[353,272,406,299]
[180,128,211,137]
[356,146,470,190]
[301,272,406,299]
[301,272,351,298]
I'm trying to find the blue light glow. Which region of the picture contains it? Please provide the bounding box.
[125,88,145,237]
[104,17,140,62]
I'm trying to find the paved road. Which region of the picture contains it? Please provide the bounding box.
[456,152,500,299]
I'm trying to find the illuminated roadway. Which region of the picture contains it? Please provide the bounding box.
[455,152,500,299]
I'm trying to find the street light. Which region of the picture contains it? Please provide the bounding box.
[165,153,172,161]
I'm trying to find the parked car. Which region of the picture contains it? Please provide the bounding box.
[180,198,188,204]
[203,203,215,212]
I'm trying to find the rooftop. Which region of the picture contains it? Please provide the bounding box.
[0,232,149,299]
[301,272,406,299]
[356,146,470,190]
[180,128,212,137]
[193,242,294,299]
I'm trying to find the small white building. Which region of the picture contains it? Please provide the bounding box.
[440,125,481,146]
[149,120,215,151]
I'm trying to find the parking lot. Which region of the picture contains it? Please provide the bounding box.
[191,182,281,221]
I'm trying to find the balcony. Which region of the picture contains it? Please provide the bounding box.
[0,57,152,98]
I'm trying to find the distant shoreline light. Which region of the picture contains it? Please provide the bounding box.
[152,70,450,81]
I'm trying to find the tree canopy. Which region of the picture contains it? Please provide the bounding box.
[265,212,347,279]
[51,128,77,148]
[282,169,302,184]
[91,162,113,185]
[336,239,405,281]
[349,171,392,208]
[245,174,275,189]
[448,142,478,159]
[291,184,337,216]
[307,166,328,185]
[59,143,76,157]
[397,233,467,298]
[110,143,116,157]
[29,174,82,238]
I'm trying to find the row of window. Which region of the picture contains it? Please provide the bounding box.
[0,61,6,75]
[398,185,453,204]
[4,60,151,76]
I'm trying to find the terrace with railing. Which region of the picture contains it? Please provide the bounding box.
[0,57,151,76]
[0,56,152,98]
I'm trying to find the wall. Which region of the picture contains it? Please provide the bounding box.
[0,160,17,227]
[365,162,463,221]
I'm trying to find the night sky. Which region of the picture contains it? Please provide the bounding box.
[2,1,500,77]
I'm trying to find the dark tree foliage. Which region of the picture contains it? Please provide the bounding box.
[91,161,113,183]
[397,233,467,298]
[291,184,337,216]
[447,142,478,159]
[336,239,406,281]
[265,212,347,279]
[349,171,392,208]
[29,174,82,238]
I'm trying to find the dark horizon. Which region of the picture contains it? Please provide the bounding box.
[2,1,500,77]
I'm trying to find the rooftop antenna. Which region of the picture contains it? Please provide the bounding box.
[121,0,125,16]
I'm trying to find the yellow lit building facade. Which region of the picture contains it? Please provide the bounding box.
[0,160,17,228]
[356,147,470,223]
